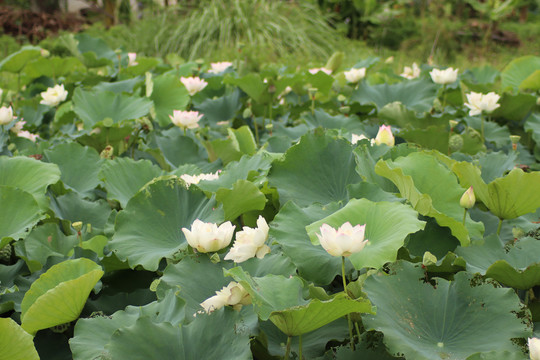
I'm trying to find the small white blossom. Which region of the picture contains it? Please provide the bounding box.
[180,76,208,96]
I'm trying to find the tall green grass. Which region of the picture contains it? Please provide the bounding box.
[84,0,341,64]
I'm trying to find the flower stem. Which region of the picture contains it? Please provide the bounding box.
[298,334,303,360]
[342,256,355,350]
[284,335,292,360]
[497,218,503,236]
[480,114,485,144]
[462,208,467,226]
[441,84,447,111]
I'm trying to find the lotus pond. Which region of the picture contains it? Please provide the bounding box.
[1,35,540,359]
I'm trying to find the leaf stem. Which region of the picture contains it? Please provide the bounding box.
[298,334,302,360]
[497,218,503,236]
[462,208,467,226]
[480,114,485,144]
[342,256,355,350]
[284,335,292,360]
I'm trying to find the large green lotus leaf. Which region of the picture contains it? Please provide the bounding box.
[501,55,540,90]
[467,351,527,360]
[150,73,190,127]
[216,179,267,220]
[378,102,441,130]
[194,89,241,124]
[353,143,397,192]
[14,223,78,273]
[24,56,84,79]
[261,318,349,359]
[0,156,61,209]
[196,152,273,193]
[329,339,404,360]
[44,142,103,195]
[362,261,531,360]
[346,182,401,203]
[224,73,268,103]
[456,235,540,289]
[106,309,252,360]
[406,217,460,258]
[303,109,365,133]
[75,33,116,62]
[375,152,485,246]
[70,290,185,360]
[520,70,540,91]
[154,131,208,168]
[236,252,297,278]
[157,255,232,316]
[491,93,537,123]
[99,157,163,208]
[351,78,437,112]
[226,267,308,321]
[525,113,540,146]
[270,201,342,285]
[464,116,511,147]
[399,125,449,152]
[110,176,223,271]
[268,130,361,207]
[453,163,540,220]
[93,77,141,94]
[305,71,335,94]
[0,186,45,249]
[21,258,104,335]
[269,292,374,336]
[306,199,425,270]
[476,151,517,184]
[0,45,41,73]
[462,65,500,85]
[49,192,111,234]
[0,318,39,360]
[72,87,152,129]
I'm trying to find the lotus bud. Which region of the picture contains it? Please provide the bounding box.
[459,187,475,209]
[422,251,437,267]
[0,106,13,125]
[449,120,458,131]
[374,125,395,147]
[339,106,350,114]
[308,88,318,99]
[100,145,114,159]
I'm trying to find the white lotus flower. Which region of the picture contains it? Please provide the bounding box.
[316,222,368,257]
[400,63,420,79]
[169,110,202,130]
[351,133,373,145]
[529,338,540,360]
[127,52,138,67]
[224,216,270,263]
[464,91,500,116]
[308,67,332,75]
[182,219,235,253]
[0,106,13,125]
[429,67,458,85]
[40,84,68,107]
[180,171,220,187]
[10,120,25,134]
[17,130,39,142]
[208,61,233,74]
[180,76,208,96]
[344,67,366,83]
[200,281,251,313]
[374,125,395,147]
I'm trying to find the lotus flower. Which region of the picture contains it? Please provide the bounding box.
[10,120,25,134]
[344,67,366,83]
[182,219,235,253]
[464,91,500,116]
[208,61,233,74]
[169,110,203,130]
[401,63,420,79]
[316,222,368,257]
[308,67,332,75]
[529,338,540,360]
[224,216,270,263]
[374,125,395,147]
[180,76,208,96]
[200,281,251,313]
[180,171,220,187]
[40,84,68,107]
[0,106,13,125]
[17,130,39,142]
[429,67,458,85]
[127,52,138,67]
[459,187,475,209]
